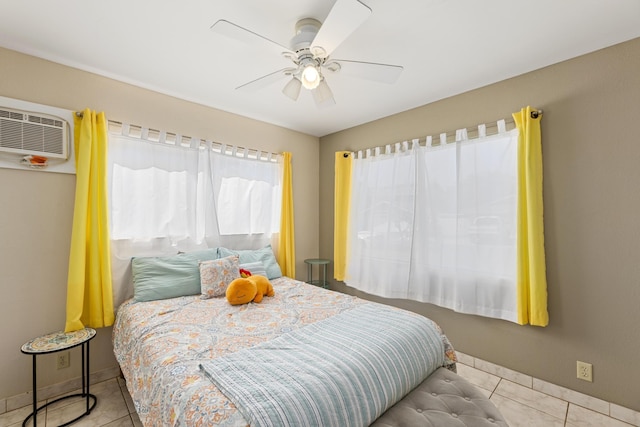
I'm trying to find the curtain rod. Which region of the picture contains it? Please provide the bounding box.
[434,109,542,143]
[427,109,543,142]
[73,113,281,161]
[345,109,543,157]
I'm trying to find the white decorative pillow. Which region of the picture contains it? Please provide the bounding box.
[199,255,240,299]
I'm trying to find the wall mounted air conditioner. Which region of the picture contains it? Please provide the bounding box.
[0,106,69,159]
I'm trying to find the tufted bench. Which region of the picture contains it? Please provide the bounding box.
[372,367,508,427]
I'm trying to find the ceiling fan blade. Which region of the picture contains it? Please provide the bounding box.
[330,59,403,84]
[311,0,371,58]
[236,68,293,92]
[312,79,336,108]
[210,19,292,56]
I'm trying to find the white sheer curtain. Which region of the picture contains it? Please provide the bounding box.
[109,136,213,249]
[346,123,520,322]
[209,147,282,248]
[107,127,282,304]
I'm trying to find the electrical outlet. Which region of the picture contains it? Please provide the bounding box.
[56,351,70,370]
[577,361,593,382]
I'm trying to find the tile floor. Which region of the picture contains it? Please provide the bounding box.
[455,352,639,427]
[2,353,639,426]
[0,377,140,427]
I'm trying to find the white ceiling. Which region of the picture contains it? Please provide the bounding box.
[1,0,639,137]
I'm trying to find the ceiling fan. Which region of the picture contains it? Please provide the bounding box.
[210,0,403,107]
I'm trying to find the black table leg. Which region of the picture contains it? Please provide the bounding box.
[32,354,37,427]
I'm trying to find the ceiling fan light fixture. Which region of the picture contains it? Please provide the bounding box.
[282,76,302,100]
[312,78,335,108]
[301,64,321,90]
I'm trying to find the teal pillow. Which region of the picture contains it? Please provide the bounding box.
[219,245,282,279]
[132,249,219,302]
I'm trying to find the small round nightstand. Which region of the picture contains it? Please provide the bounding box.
[21,328,97,427]
[304,258,331,289]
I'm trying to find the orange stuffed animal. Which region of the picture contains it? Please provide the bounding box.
[226,275,275,305]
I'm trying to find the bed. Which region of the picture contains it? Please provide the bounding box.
[113,251,507,426]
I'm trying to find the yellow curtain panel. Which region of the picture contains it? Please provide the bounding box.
[278,152,296,278]
[65,109,114,332]
[334,151,352,281]
[513,106,549,327]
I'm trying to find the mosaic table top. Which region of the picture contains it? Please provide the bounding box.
[21,328,96,354]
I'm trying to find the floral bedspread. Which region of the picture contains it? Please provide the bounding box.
[112,277,457,426]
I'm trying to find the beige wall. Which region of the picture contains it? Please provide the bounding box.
[320,37,640,412]
[0,47,319,401]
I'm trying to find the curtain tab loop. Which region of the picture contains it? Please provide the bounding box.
[426,136,433,147]
[439,133,447,145]
[455,129,468,142]
[497,119,507,133]
[158,130,167,144]
[478,124,487,138]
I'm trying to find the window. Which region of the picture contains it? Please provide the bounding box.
[346,128,519,322]
[108,132,281,254]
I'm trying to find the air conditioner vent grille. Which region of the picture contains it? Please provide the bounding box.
[0,109,24,120]
[0,120,22,150]
[27,114,64,128]
[0,107,68,159]
[44,127,64,154]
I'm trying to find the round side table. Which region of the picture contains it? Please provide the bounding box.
[304,258,331,289]
[21,328,97,427]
